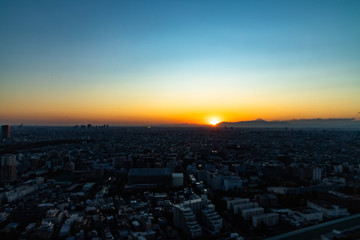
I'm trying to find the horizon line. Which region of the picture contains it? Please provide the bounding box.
[1,117,360,128]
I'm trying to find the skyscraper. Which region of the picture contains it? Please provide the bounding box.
[1,154,17,182]
[1,125,11,140]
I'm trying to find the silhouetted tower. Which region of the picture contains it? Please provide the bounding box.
[1,154,17,183]
[1,125,10,140]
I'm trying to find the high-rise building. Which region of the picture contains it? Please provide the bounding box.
[313,167,322,182]
[1,154,17,182]
[173,205,202,238]
[1,125,10,140]
[201,204,223,235]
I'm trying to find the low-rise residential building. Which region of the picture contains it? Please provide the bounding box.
[227,198,250,211]
[242,207,264,221]
[252,213,279,227]
[307,200,349,219]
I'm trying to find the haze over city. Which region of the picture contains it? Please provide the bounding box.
[1,0,360,126]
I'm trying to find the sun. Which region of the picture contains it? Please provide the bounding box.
[209,118,221,126]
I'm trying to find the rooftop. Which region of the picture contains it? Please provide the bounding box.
[128,168,172,176]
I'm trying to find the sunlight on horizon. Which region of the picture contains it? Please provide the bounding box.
[209,117,221,126]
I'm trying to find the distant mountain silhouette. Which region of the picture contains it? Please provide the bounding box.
[254,118,266,122]
[218,118,360,129]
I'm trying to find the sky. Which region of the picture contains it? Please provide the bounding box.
[0,0,360,125]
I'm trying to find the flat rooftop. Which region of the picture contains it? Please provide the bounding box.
[128,168,172,176]
[266,213,360,240]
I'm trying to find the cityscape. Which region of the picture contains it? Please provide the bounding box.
[1,1,360,239]
[1,124,360,239]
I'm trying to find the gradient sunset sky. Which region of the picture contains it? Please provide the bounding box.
[1,0,360,125]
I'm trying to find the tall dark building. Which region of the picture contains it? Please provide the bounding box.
[1,125,10,140]
[1,154,17,182]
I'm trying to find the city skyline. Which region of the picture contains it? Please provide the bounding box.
[1,1,360,126]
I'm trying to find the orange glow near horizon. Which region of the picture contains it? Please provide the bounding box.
[1,102,360,126]
[208,117,221,126]
[1,75,359,126]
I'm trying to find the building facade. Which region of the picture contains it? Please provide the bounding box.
[1,154,17,183]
